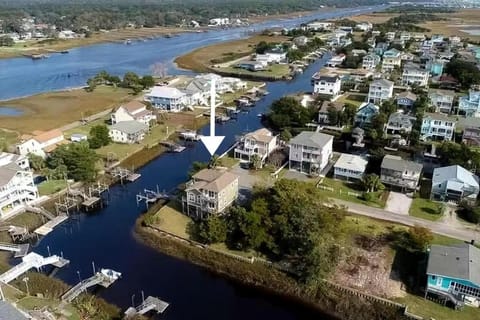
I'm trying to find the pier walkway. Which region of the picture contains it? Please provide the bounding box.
[25,205,55,220]
[124,296,169,317]
[61,269,121,302]
[0,252,69,283]
[34,215,69,236]
[0,242,29,257]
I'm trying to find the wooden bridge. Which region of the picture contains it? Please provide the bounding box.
[124,296,169,317]
[61,269,121,302]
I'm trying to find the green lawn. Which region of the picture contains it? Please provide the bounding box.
[409,197,444,221]
[396,293,480,320]
[337,93,366,108]
[216,64,291,78]
[63,117,109,138]
[219,156,240,168]
[153,202,191,239]
[37,179,67,196]
[17,296,81,320]
[0,129,19,148]
[319,177,388,208]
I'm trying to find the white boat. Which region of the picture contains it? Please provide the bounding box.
[101,268,122,280]
[257,113,263,118]
[180,131,201,141]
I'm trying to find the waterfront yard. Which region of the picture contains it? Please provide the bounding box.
[214,64,291,79]
[0,86,132,134]
[38,179,68,196]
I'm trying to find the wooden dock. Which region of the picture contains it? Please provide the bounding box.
[124,296,169,317]
[127,173,141,182]
[34,215,69,236]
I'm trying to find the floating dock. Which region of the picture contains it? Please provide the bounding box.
[124,296,169,317]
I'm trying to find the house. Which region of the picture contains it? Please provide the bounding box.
[288,131,333,175]
[449,36,462,46]
[420,113,456,142]
[333,153,368,181]
[184,78,211,106]
[58,30,77,39]
[109,121,148,144]
[428,89,455,114]
[236,60,266,72]
[145,86,188,112]
[209,18,229,26]
[307,21,334,31]
[111,100,156,126]
[327,54,346,67]
[396,91,417,109]
[351,49,367,57]
[256,49,287,64]
[374,42,389,56]
[427,59,444,76]
[458,90,480,117]
[234,128,277,167]
[16,129,65,157]
[355,22,372,32]
[380,155,422,190]
[462,127,480,147]
[354,102,379,127]
[318,101,344,124]
[182,168,239,219]
[293,36,309,47]
[368,79,394,104]
[381,48,402,72]
[0,152,38,219]
[412,32,426,41]
[431,165,479,202]
[422,40,435,52]
[384,112,416,135]
[399,31,411,41]
[426,244,480,307]
[362,53,381,70]
[402,64,430,87]
[386,31,396,41]
[311,74,341,98]
[338,26,353,34]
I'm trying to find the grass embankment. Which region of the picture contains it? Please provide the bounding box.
[38,179,68,196]
[0,86,132,134]
[175,34,289,72]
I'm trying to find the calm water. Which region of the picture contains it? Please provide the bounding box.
[2,5,386,320]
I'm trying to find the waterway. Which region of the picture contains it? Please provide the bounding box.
[3,5,385,319]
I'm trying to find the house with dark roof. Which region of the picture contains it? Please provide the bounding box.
[288,131,333,175]
[462,127,480,147]
[311,74,341,98]
[395,91,417,109]
[354,102,379,128]
[380,155,422,190]
[431,165,479,202]
[384,112,416,135]
[317,101,345,124]
[182,168,239,219]
[234,128,277,166]
[426,244,480,307]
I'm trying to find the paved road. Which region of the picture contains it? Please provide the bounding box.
[333,199,479,242]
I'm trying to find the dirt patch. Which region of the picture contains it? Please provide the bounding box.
[347,13,399,24]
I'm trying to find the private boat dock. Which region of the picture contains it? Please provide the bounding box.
[159,141,186,153]
[110,167,142,184]
[61,268,121,303]
[136,186,170,209]
[124,296,169,318]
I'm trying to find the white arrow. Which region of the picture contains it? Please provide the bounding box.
[200,78,225,156]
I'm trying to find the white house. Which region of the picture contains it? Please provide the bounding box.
[0,152,38,219]
[356,22,372,32]
[311,74,341,98]
[109,121,148,144]
[289,131,333,175]
[384,112,416,135]
[380,155,422,190]
[362,53,381,70]
[58,30,77,39]
[420,113,456,142]
[334,153,368,181]
[16,129,65,158]
[381,48,402,72]
[402,65,430,87]
[307,21,334,31]
[327,54,346,67]
[209,18,229,26]
[431,165,479,202]
[234,128,277,167]
[145,86,188,112]
[386,31,396,41]
[184,78,211,106]
[428,89,455,114]
[255,50,286,64]
[111,100,156,126]
[368,79,394,104]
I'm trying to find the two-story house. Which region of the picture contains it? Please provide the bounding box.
[111,101,156,126]
[234,128,277,167]
[368,79,394,104]
[333,153,368,181]
[327,54,346,67]
[431,165,479,202]
[354,102,379,127]
[109,121,148,144]
[145,86,188,112]
[311,74,341,98]
[16,129,65,158]
[428,89,455,114]
[0,152,38,219]
[289,131,333,176]
[458,90,480,117]
[381,48,402,72]
[426,244,480,308]
[362,53,381,70]
[182,168,239,219]
[318,101,345,124]
[462,127,480,147]
[420,113,456,141]
[380,155,422,190]
[402,64,430,87]
[384,112,416,135]
[184,78,211,106]
[395,91,417,109]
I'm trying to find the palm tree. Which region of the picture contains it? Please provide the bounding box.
[361,174,384,192]
[209,154,220,168]
[250,154,262,170]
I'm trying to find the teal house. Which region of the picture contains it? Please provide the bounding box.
[428,60,444,76]
[426,243,480,308]
[354,102,379,128]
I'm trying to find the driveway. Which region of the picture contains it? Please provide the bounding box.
[384,192,412,215]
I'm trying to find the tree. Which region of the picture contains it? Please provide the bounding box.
[267,97,313,130]
[28,153,46,171]
[150,62,168,78]
[407,226,433,252]
[198,215,227,244]
[255,41,275,54]
[86,78,97,92]
[380,100,396,116]
[48,142,99,182]
[122,72,140,88]
[445,56,480,89]
[250,154,262,170]
[342,103,357,125]
[88,125,111,149]
[226,206,267,251]
[370,113,387,139]
[140,75,155,89]
[279,129,292,143]
[209,155,220,168]
[361,174,384,192]
[0,36,14,47]
[327,106,339,126]
[188,161,208,177]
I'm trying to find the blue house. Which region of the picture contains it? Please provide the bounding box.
[427,59,444,76]
[426,243,480,308]
[354,102,379,127]
[459,90,480,117]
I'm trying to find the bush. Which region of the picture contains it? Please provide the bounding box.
[362,192,375,202]
[457,201,480,224]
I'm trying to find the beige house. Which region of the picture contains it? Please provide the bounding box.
[16,129,66,158]
[111,101,156,126]
[182,169,239,219]
[234,128,277,167]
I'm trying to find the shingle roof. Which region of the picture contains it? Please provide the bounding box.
[381,155,423,173]
[387,112,416,127]
[148,86,186,99]
[428,88,455,97]
[0,301,28,320]
[432,165,479,189]
[396,91,417,101]
[289,131,333,149]
[427,244,480,286]
[0,162,20,186]
[371,78,394,88]
[33,129,63,143]
[245,128,275,144]
[334,153,368,172]
[120,100,146,113]
[110,121,148,134]
[190,169,239,193]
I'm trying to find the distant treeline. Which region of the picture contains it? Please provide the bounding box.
[0,0,417,32]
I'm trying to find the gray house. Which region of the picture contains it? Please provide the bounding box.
[431,165,479,202]
[380,155,423,190]
[384,112,416,135]
[289,131,333,175]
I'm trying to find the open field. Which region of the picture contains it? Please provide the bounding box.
[214,64,291,79]
[346,12,398,24]
[419,9,480,41]
[0,86,132,134]
[175,34,289,72]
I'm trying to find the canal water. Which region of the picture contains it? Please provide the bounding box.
[1,5,386,319]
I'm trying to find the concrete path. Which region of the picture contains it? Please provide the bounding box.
[384,192,412,215]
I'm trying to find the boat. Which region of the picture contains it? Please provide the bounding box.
[124,39,132,45]
[60,50,69,54]
[257,113,263,118]
[179,131,201,141]
[101,268,122,280]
